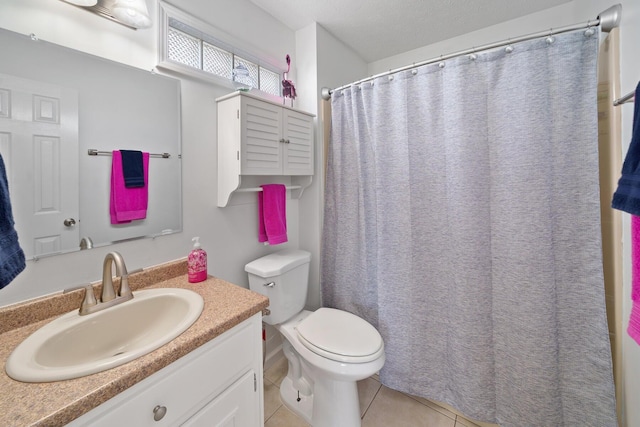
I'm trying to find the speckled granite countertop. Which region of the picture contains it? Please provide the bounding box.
[0,259,269,426]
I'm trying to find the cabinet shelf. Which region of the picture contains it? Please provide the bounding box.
[218,175,313,207]
[216,91,315,207]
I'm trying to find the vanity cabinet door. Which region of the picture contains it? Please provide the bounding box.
[181,370,259,426]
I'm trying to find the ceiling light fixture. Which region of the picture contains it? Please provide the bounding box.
[112,0,152,29]
[59,0,151,30]
[65,0,98,5]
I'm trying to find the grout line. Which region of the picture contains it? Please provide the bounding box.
[263,375,283,425]
[361,381,383,420]
[402,392,456,421]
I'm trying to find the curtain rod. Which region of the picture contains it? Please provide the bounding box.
[321,4,621,100]
[613,90,635,106]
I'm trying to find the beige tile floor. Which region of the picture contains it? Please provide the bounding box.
[263,356,490,427]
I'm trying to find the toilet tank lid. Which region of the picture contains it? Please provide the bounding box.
[245,249,311,277]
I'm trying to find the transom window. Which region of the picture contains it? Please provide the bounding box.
[159,2,282,97]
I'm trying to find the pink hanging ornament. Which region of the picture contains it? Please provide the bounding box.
[282,54,297,106]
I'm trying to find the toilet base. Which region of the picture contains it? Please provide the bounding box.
[280,371,363,427]
[280,375,314,424]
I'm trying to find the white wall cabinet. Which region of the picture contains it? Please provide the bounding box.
[217,91,314,207]
[67,313,263,427]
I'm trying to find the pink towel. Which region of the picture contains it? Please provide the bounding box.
[110,150,149,224]
[258,184,287,245]
[630,216,640,344]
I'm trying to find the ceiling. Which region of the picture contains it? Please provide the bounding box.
[248,0,573,63]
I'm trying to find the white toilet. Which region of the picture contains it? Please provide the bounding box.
[246,249,385,427]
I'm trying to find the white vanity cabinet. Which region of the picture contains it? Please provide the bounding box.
[68,313,263,427]
[217,91,315,207]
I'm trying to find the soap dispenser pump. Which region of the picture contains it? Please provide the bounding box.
[188,237,207,283]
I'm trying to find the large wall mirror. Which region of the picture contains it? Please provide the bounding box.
[0,28,182,260]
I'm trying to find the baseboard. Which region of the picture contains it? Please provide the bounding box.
[264,345,284,371]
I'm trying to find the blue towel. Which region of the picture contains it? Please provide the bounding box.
[120,150,145,188]
[0,153,25,289]
[612,82,640,215]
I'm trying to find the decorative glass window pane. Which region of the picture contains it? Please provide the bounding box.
[168,27,201,69]
[162,9,284,96]
[203,43,232,79]
[260,68,281,96]
[234,57,258,90]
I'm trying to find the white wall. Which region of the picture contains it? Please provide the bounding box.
[294,22,368,310]
[0,0,299,306]
[367,2,640,426]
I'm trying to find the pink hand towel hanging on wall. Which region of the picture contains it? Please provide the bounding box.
[110,150,149,224]
[258,184,287,245]
[630,215,640,344]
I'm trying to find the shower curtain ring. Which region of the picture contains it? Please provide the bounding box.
[438,55,445,68]
[546,29,555,44]
[584,22,595,37]
[469,47,478,61]
[505,39,514,53]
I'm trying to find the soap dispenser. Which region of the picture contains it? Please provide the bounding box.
[188,237,207,283]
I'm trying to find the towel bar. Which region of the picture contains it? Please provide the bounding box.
[236,185,302,193]
[88,149,171,158]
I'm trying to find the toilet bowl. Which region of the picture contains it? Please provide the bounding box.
[245,249,385,427]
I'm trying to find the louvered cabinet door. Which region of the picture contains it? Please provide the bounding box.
[282,108,314,175]
[240,96,283,175]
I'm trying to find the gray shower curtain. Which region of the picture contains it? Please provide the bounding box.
[322,28,617,426]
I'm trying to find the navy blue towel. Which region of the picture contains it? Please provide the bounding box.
[612,82,640,215]
[120,150,145,188]
[0,153,26,289]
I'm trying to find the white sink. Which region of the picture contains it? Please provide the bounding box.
[5,288,204,383]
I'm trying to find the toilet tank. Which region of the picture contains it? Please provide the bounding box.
[245,249,311,325]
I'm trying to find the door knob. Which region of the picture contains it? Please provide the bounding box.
[63,218,76,227]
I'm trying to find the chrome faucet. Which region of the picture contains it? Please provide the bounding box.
[63,251,134,315]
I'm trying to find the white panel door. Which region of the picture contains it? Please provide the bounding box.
[0,73,79,258]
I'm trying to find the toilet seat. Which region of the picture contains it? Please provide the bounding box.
[295,308,384,363]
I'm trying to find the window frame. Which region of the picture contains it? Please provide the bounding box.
[158,1,283,99]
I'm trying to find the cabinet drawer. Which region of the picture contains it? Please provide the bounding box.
[69,317,259,426]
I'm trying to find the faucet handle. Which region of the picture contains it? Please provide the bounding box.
[63,284,98,315]
[119,273,132,299]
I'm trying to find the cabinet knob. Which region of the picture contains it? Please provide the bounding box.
[153,405,167,421]
[279,138,286,143]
